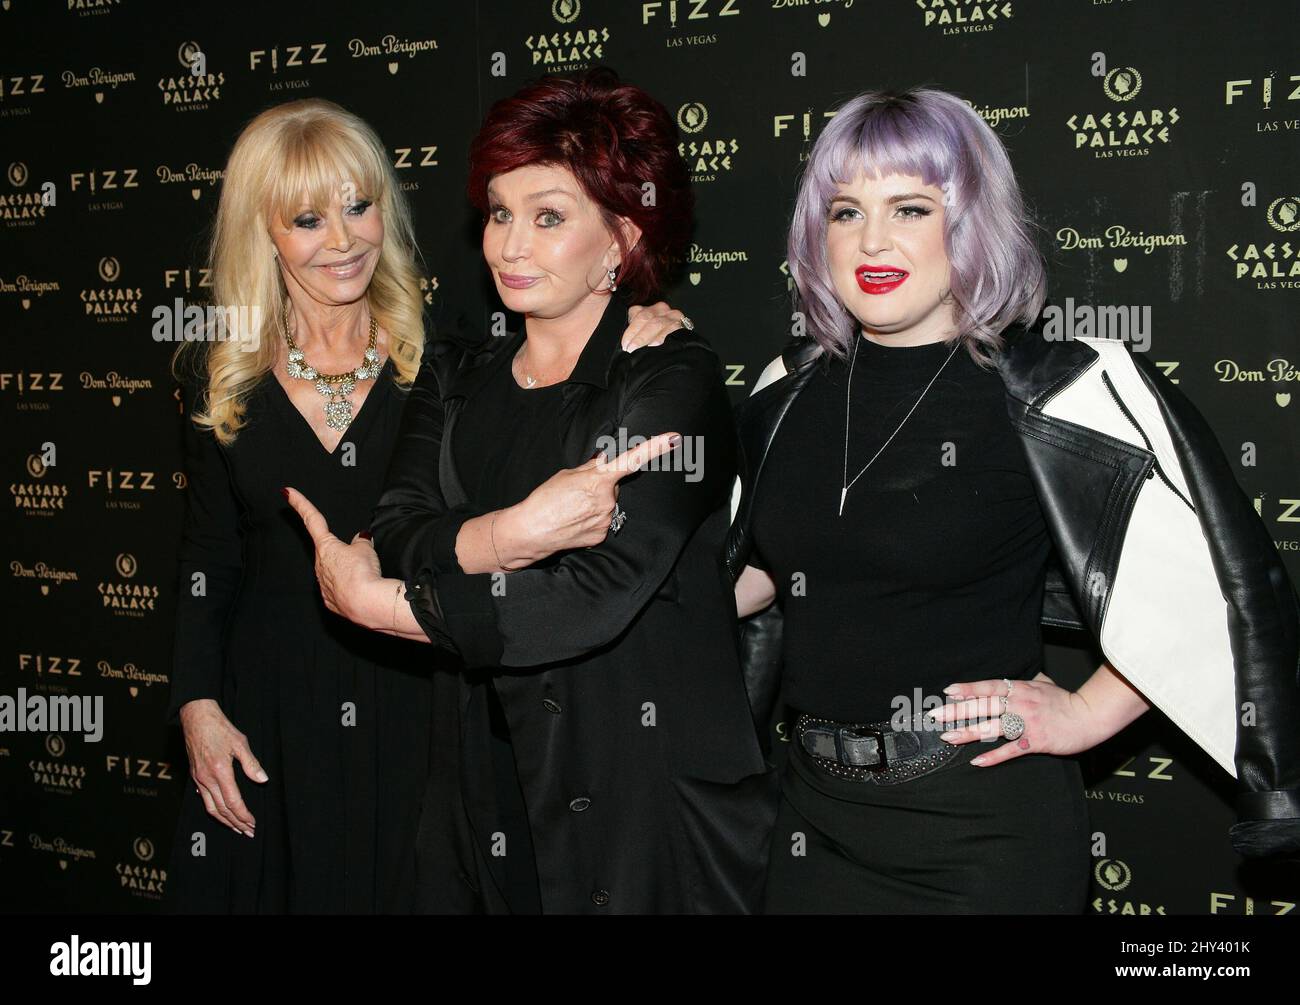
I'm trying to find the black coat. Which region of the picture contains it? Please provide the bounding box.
[370,291,776,913]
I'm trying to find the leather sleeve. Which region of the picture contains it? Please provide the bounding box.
[1132,351,1300,858]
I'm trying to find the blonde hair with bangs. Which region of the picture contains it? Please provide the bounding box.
[173,98,425,444]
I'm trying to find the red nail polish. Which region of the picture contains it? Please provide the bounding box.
[359,531,372,540]
[280,487,289,500]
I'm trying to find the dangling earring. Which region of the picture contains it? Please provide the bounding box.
[606,266,618,292]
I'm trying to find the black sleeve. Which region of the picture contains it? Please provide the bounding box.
[413,341,738,670]
[369,334,493,652]
[165,373,245,723]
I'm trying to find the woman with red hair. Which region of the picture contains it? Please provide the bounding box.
[289,68,773,913]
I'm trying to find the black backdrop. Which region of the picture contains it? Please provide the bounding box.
[1,0,1297,915]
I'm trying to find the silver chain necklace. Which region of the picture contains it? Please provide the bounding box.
[840,333,960,517]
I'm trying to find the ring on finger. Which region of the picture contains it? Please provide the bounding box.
[1000,711,1026,740]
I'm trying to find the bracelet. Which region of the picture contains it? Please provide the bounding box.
[391,580,403,632]
[489,511,512,573]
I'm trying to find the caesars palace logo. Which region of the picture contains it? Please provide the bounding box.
[677,102,738,182]
[2,160,52,227]
[28,733,87,794]
[11,453,67,516]
[80,256,142,322]
[1091,857,1166,916]
[66,1,124,18]
[525,0,611,72]
[159,40,225,112]
[1067,64,1180,158]
[116,836,166,899]
[97,552,159,616]
[915,0,1014,35]
[1225,195,1300,290]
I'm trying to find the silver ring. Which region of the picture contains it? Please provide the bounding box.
[609,502,627,535]
[1000,712,1026,740]
[678,314,694,331]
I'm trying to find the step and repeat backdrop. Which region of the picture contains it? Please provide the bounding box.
[1,0,1297,914]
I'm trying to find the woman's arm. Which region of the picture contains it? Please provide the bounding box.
[419,303,698,575]
[929,660,1151,766]
[169,372,267,837]
[167,375,244,723]
[393,342,737,669]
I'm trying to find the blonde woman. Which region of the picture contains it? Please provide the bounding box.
[165,97,684,913]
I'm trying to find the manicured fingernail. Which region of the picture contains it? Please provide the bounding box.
[668,434,682,447]
[280,487,289,500]
[358,531,371,540]
[940,732,959,742]
[970,757,986,766]
[942,685,958,694]
[255,770,269,782]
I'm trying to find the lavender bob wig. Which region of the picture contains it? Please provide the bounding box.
[787,87,1047,366]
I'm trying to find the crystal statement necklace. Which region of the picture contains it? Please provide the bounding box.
[282,306,381,431]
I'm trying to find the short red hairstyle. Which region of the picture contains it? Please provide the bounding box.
[467,66,694,302]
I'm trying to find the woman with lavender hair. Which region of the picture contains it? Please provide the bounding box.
[717,87,1300,911]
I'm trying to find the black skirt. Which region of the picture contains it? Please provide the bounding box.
[763,733,1091,914]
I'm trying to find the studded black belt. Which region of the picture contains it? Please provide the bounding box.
[792,709,964,785]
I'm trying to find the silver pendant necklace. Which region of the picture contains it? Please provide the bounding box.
[840,333,960,516]
[282,307,381,431]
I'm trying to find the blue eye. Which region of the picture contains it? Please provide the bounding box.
[489,205,511,224]
[537,209,563,227]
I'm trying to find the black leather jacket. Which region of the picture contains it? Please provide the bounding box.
[725,323,1300,859]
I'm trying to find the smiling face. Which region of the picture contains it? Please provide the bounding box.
[825,171,957,346]
[269,186,384,308]
[482,162,635,319]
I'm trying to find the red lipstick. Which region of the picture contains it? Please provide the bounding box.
[855,265,909,294]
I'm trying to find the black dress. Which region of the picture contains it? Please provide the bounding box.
[450,364,569,914]
[164,352,435,914]
[750,334,1091,913]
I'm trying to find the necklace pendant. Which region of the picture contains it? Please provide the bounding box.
[324,397,354,431]
[839,486,847,517]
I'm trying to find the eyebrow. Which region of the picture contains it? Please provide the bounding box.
[830,192,938,205]
[486,186,578,202]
